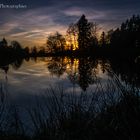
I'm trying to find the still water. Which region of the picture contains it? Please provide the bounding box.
[0,56,140,106]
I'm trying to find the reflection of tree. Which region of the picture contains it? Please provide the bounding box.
[67,57,98,91]
[31,56,37,62]
[66,58,79,89]
[0,66,9,74]
[78,58,98,91]
[99,59,111,73]
[11,59,23,70]
[0,65,9,82]
[48,57,67,77]
[25,57,30,62]
[109,57,140,88]
[67,57,140,90]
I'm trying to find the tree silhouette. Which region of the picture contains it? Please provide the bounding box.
[24,47,30,56]
[11,59,23,70]
[67,23,78,50]
[109,15,140,48]
[47,57,66,77]
[46,32,66,53]
[108,57,140,88]
[1,65,9,74]
[0,38,8,48]
[77,15,98,51]
[100,31,106,47]
[11,41,22,51]
[31,46,37,56]
[105,29,114,45]
[78,57,97,91]
[38,47,46,56]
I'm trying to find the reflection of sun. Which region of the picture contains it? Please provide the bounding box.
[65,58,79,75]
[66,41,70,46]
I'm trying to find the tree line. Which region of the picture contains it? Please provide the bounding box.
[1,14,140,56]
[0,39,46,57]
[46,14,140,53]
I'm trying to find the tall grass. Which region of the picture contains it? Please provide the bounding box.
[28,78,140,140]
[0,78,140,140]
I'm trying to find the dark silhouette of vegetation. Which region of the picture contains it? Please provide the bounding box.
[47,57,67,77]
[46,32,66,53]
[66,15,98,51]
[77,57,98,91]
[30,46,37,56]
[11,41,22,50]
[38,47,46,56]
[0,38,8,47]
[1,14,140,58]
[100,31,107,47]
[108,57,140,88]
[45,14,140,56]
[67,23,78,50]
[108,15,140,48]
[77,15,98,51]
[0,38,29,60]
[0,79,140,140]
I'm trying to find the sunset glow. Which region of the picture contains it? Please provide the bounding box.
[66,35,78,50]
[0,0,140,47]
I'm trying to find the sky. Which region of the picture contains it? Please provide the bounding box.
[0,0,140,47]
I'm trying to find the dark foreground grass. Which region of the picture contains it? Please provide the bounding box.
[0,80,140,140]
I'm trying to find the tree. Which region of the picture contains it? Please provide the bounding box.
[11,41,22,50]
[109,15,140,48]
[0,38,8,48]
[24,47,30,54]
[31,46,37,56]
[77,15,97,50]
[106,29,114,45]
[67,23,78,50]
[100,31,106,47]
[38,47,46,55]
[46,32,66,53]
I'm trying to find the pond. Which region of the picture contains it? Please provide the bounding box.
[0,56,140,106]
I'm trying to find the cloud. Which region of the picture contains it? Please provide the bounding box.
[0,0,140,46]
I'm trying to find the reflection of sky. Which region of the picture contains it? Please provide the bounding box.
[0,58,110,106]
[0,59,79,104]
[0,0,140,46]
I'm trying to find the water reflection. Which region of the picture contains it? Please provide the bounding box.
[47,57,67,77]
[0,56,140,93]
[0,65,9,82]
[0,65,9,74]
[47,57,100,91]
[11,59,24,70]
[109,57,140,88]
